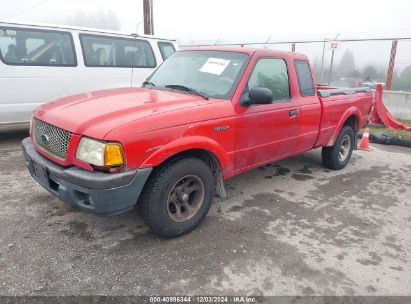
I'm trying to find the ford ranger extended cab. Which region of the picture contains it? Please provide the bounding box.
[22,47,373,238]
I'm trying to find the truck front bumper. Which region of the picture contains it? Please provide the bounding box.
[22,137,152,216]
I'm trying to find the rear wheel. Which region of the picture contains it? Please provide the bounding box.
[138,158,214,238]
[322,126,355,170]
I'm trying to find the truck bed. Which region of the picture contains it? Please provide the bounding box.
[315,87,374,147]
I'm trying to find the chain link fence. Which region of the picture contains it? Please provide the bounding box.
[182,38,411,92]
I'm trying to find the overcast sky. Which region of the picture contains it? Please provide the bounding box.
[1,0,411,71]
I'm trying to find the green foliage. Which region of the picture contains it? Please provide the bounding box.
[391,68,411,91]
[336,50,357,78]
[360,63,411,91]
[400,66,411,81]
[368,125,411,139]
[362,65,386,82]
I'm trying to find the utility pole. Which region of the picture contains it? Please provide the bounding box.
[143,0,154,35]
[328,48,335,85]
[320,39,326,83]
[328,33,340,85]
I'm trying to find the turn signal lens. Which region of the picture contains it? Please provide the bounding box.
[104,144,124,166]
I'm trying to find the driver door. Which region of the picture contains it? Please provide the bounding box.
[233,57,300,171]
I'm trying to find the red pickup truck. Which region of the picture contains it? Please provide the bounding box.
[23,47,373,238]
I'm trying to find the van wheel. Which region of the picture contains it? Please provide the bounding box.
[138,158,215,238]
[322,126,355,170]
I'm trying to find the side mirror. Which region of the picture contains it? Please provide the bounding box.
[248,87,273,105]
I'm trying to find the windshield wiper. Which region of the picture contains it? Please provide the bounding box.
[142,80,156,87]
[164,84,209,100]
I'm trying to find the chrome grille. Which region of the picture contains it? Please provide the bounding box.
[33,118,72,160]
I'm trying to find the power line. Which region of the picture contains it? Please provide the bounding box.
[2,0,48,19]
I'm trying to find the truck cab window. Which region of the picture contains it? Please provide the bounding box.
[295,60,315,96]
[247,58,290,103]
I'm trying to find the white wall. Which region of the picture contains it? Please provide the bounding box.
[382,91,411,121]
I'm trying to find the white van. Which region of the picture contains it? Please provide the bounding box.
[0,21,177,126]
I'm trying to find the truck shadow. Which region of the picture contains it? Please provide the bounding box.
[52,149,328,244]
[0,126,29,147]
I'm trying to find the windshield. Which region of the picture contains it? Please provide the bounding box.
[147,50,249,99]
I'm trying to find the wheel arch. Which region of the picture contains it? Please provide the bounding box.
[139,136,233,178]
[343,114,359,132]
[327,108,361,146]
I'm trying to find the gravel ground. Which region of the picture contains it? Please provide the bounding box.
[0,126,410,296]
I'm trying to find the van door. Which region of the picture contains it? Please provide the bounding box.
[0,26,78,124]
[77,34,136,93]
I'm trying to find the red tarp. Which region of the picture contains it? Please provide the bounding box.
[370,84,411,131]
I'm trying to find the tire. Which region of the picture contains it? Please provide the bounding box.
[322,126,355,170]
[138,157,215,238]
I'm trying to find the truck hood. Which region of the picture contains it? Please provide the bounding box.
[34,87,213,138]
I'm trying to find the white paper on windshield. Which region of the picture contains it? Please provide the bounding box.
[199,58,231,75]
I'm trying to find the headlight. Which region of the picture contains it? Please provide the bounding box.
[76,137,124,167]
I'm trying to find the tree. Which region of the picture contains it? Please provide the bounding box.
[362,65,386,82]
[362,65,378,79]
[391,65,411,91]
[391,72,406,91]
[311,57,322,83]
[64,8,121,31]
[400,65,411,81]
[336,49,356,78]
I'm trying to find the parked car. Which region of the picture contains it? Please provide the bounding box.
[0,21,177,126]
[22,47,373,238]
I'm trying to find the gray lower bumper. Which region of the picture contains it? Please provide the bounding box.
[22,137,152,216]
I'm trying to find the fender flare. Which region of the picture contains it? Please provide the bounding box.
[139,136,233,176]
[327,107,361,146]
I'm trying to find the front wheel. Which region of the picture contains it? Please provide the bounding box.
[138,158,215,238]
[322,126,355,170]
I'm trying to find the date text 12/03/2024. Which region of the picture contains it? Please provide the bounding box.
[149,296,258,303]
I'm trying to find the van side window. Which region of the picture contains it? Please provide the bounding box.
[0,27,76,66]
[247,58,290,103]
[294,60,315,96]
[80,34,156,68]
[158,42,175,60]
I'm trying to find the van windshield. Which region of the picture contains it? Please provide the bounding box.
[147,50,249,99]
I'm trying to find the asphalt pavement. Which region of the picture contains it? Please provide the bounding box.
[0,126,410,296]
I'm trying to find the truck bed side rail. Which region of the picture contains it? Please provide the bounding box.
[317,87,371,98]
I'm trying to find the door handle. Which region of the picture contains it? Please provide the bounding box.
[289,109,298,117]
